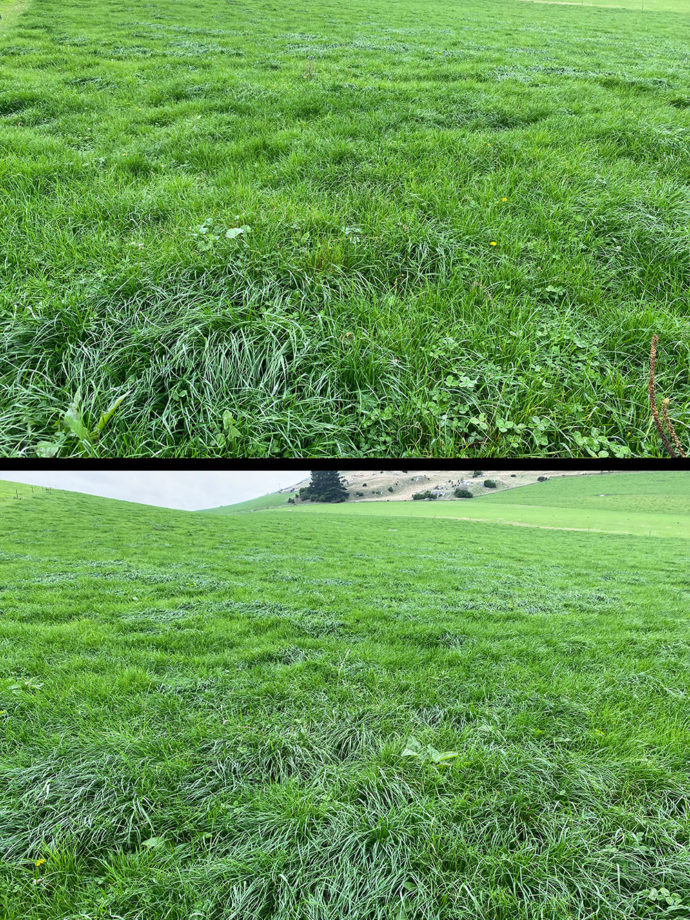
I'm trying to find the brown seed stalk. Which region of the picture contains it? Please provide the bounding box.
[648,335,677,457]
[661,398,687,459]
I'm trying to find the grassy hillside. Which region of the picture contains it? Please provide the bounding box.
[204,470,599,512]
[483,469,690,515]
[288,472,690,538]
[205,491,292,513]
[2,0,689,457]
[0,478,34,504]
[0,479,166,515]
[1,479,689,919]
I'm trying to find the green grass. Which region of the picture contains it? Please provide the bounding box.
[519,0,689,9]
[0,0,29,32]
[287,471,690,537]
[1,475,690,918]
[482,469,690,514]
[205,490,293,513]
[1,0,689,457]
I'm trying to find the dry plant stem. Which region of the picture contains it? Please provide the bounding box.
[648,335,677,457]
[661,399,687,459]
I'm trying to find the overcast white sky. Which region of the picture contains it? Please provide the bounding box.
[0,471,309,510]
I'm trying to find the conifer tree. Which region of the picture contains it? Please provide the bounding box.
[299,470,349,503]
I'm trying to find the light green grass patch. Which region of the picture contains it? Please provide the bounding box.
[518,0,690,10]
[0,0,29,32]
[483,469,690,514]
[205,490,293,513]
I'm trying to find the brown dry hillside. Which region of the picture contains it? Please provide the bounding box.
[281,470,611,501]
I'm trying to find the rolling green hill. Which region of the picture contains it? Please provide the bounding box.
[204,470,603,513]
[482,469,690,515]
[287,472,690,539]
[204,491,292,513]
[0,479,166,517]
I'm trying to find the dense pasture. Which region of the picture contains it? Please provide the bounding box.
[1,0,689,456]
[1,475,689,918]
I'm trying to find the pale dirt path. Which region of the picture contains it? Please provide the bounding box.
[289,505,672,537]
[435,515,640,536]
[518,0,645,7]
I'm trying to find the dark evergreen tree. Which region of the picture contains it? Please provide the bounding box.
[300,470,349,503]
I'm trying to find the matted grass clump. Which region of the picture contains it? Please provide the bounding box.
[0,474,689,918]
[0,0,689,456]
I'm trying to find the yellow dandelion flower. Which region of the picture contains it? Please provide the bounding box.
[490,241,497,246]
[501,197,507,202]
[35,859,46,867]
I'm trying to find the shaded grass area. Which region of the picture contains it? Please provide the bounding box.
[1,480,689,917]
[0,0,689,456]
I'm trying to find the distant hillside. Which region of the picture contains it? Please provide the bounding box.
[204,491,291,513]
[317,469,609,501]
[0,480,169,517]
[287,472,690,540]
[206,469,611,513]
[482,470,690,516]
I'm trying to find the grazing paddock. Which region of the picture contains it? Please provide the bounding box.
[1,0,689,456]
[1,475,689,918]
[289,471,690,537]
